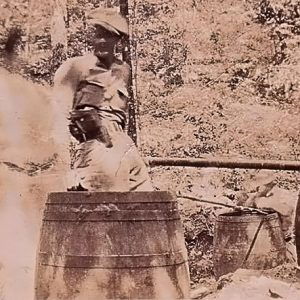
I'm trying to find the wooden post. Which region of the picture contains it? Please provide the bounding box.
[120,0,138,144]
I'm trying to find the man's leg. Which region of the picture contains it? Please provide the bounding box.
[119,135,153,191]
[72,139,130,191]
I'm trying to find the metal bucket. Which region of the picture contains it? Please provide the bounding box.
[34,191,190,299]
[213,210,286,279]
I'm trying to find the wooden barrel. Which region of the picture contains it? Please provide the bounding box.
[295,191,300,266]
[213,210,286,279]
[34,191,190,299]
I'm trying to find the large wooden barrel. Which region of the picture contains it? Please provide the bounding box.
[34,191,190,299]
[213,210,286,279]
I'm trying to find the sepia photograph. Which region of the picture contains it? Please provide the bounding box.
[0,0,299,299]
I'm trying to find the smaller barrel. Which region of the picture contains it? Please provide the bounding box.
[213,210,286,279]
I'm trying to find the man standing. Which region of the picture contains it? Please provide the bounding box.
[53,8,153,192]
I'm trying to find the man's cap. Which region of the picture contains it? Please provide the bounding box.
[86,8,129,36]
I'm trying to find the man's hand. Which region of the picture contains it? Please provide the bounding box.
[245,180,277,208]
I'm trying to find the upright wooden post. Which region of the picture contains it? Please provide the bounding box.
[120,0,138,144]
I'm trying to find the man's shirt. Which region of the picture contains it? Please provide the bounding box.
[54,53,130,112]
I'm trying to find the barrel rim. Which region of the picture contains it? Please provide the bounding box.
[216,211,279,222]
[47,191,177,204]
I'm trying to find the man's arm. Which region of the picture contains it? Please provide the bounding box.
[108,61,130,98]
[113,62,130,84]
[53,58,80,110]
[51,59,80,173]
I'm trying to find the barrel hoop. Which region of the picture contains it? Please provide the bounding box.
[45,202,178,211]
[42,209,180,222]
[215,224,282,230]
[38,251,188,269]
[214,245,286,253]
[216,219,278,224]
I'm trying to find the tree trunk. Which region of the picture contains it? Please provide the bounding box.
[51,0,68,50]
[24,0,34,58]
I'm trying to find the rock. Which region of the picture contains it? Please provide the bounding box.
[191,286,214,299]
[202,268,300,300]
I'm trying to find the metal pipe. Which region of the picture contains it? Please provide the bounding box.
[148,157,300,171]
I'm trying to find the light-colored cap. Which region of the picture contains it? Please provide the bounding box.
[86,8,128,36]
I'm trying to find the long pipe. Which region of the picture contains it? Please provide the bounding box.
[147,157,300,171]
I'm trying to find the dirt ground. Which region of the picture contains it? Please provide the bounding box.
[191,266,300,300]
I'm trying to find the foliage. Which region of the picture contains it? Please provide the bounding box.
[183,207,215,284]
[136,0,300,161]
[135,0,188,94]
[250,0,300,106]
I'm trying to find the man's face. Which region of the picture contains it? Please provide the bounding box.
[93,26,120,60]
